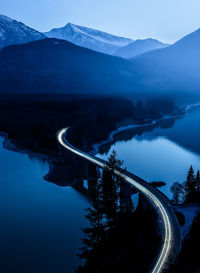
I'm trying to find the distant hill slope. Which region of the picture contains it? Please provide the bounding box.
[1,27,200,96]
[115,38,169,59]
[44,23,133,54]
[0,38,135,93]
[130,28,200,93]
[0,14,45,50]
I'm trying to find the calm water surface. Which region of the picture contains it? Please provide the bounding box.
[97,107,200,198]
[0,137,89,273]
[1,107,200,272]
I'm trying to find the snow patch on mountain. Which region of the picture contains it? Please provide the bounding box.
[44,23,133,54]
[68,23,132,46]
[0,14,46,50]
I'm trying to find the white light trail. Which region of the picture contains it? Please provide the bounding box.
[57,128,173,273]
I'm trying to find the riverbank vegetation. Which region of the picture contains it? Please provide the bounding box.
[169,166,200,272]
[0,94,134,154]
[0,94,177,154]
[171,165,200,205]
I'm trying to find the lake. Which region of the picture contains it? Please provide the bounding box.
[1,105,200,272]
[97,106,200,198]
[0,137,90,273]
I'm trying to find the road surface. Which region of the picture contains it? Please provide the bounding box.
[57,128,180,273]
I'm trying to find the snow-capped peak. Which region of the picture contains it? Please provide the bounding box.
[0,14,14,23]
[67,23,133,46]
[44,22,133,54]
[0,14,45,50]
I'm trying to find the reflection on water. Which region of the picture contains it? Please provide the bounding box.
[1,106,200,271]
[0,137,90,273]
[98,117,177,155]
[97,108,200,198]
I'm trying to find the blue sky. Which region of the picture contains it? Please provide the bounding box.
[1,0,200,43]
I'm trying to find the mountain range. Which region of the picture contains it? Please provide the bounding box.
[0,14,168,58]
[44,23,133,55]
[130,27,200,93]
[0,14,45,50]
[114,38,169,59]
[0,13,200,97]
[0,38,134,93]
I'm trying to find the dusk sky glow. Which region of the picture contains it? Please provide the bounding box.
[1,0,200,43]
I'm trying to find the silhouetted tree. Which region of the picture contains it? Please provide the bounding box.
[79,204,105,259]
[171,182,185,204]
[185,166,196,201]
[196,170,200,192]
[102,150,124,224]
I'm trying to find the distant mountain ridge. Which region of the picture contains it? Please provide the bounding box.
[44,23,133,54]
[1,13,200,97]
[129,27,200,93]
[115,38,169,59]
[0,38,135,93]
[0,14,169,58]
[0,14,45,50]
[1,25,200,96]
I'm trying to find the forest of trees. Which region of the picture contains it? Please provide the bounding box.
[78,160,200,273]
[0,94,135,154]
[169,166,200,273]
[0,94,177,155]
[77,151,161,273]
[171,165,200,204]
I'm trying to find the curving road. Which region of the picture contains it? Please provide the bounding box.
[57,128,180,273]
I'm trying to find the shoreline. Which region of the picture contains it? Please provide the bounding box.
[90,102,200,156]
[90,110,185,155]
[0,101,199,184]
[0,132,54,162]
[0,132,56,183]
[184,102,200,111]
[0,108,185,161]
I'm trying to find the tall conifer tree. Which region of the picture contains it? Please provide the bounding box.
[185,166,196,200]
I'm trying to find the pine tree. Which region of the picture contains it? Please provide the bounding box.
[196,170,200,192]
[102,150,124,225]
[79,203,105,259]
[107,150,123,170]
[185,166,196,200]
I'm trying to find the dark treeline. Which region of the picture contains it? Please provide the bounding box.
[0,94,134,154]
[77,151,161,273]
[0,94,176,154]
[69,98,177,148]
[171,166,200,205]
[169,212,200,273]
[67,98,134,149]
[169,166,200,272]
